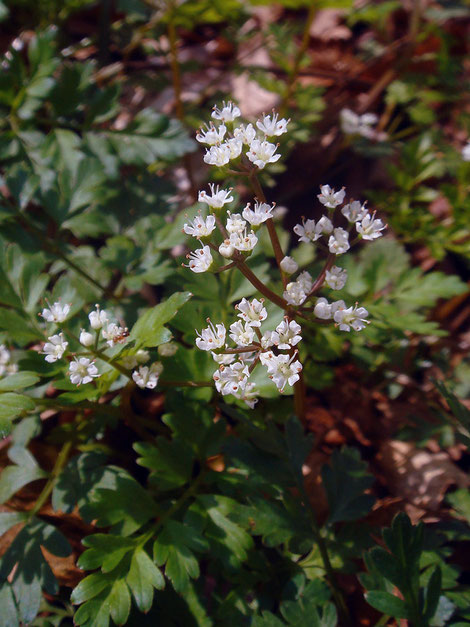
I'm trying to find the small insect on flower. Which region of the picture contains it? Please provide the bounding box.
[103,323,129,348]
[42,333,68,362]
[69,357,99,386]
[41,301,71,323]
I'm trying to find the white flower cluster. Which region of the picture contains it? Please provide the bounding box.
[195,298,303,406]
[340,108,386,141]
[314,298,369,332]
[0,344,18,378]
[39,301,163,389]
[196,102,288,170]
[183,190,277,271]
[292,185,385,263]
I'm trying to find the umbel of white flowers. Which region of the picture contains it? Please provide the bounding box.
[195,299,303,408]
[39,302,162,389]
[183,102,387,407]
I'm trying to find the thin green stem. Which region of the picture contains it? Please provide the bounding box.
[28,440,73,519]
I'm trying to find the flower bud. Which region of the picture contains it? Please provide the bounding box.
[80,330,94,347]
[158,343,178,357]
[136,349,150,364]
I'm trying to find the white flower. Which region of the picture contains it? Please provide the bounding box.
[334,303,369,332]
[297,271,313,293]
[246,139,281,169]
[132,362,163,389]
[341,200,368,223]
[212,101,241,123]
[0,345,15,378]
[41,333,68,363]
[213,361,249,395]
[0,345,11,365]
[462,143,470,162]
[41,301,71,323]
[293,216,332,243]
[280,256,298,274]
[271,319,302,350]
[264,353,302,392]
[260,331,275,349]
[203,144,231,167]
[340,108,379,139]
[256,112,289,137]
[233,381,259,408]
[196,320,226,351]
[283,281,307,306]
[198,184,233,209]
[242,201,275,226]
[226,213,246,234]
[325,266,347,290]
[196,123,226,145]
[183,214,216,238]
[229,320,256,346]
[89,305,109,330]
[185,245,213,273]
[229,229,258,252]
[69,357,99,385]
[158,343,178,357]
[317,185,346,209]
[356,213,386,240]
[211,351,236,365]
[223,137,243,159]
[328,228,350,255]
[79,329,94,347]
[219,239,235,258]
[102,323,129,348]
[233,123,256,145]
[235,298,267,327]
[314,297,332,319]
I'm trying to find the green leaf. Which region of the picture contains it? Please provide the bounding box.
[0,393,35,437]
[79,535,136,573]
[126,548,165,612]
[80,471,158,535]
[365,591,409,618]
[153,520,208,592]
[424,566,442,620]
[0,372,39,392]
[108,579,131,626]
[134,439,194,491]
[129,291,192,348]
[447,489,470,524]
[0,463,47,504]
[322,447,375,524]
[0,584,18,627]
[0,518,71,625]
[71,573,112,605]
[194,494,254,568]
[0,511,28,535]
